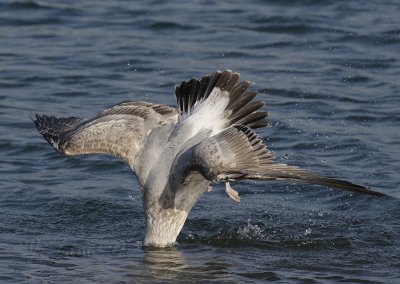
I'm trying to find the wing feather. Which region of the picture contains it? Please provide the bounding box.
[174,70,267,129]
[169,70,268,149]
[173,126,385,197]
[34,101,178,164]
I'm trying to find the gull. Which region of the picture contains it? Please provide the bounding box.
[34,70,385,247]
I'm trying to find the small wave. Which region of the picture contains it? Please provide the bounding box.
[335,33,400,46]
[330,58,395,69]
[146,21,196,31]
[341,75,370,83]
[0,16,65,27]
[1,1,49,10]
[0,1,81,14]
[250,24,315,34]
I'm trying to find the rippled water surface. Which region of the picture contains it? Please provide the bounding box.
[1,0,399,283]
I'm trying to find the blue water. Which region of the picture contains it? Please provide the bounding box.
[1,0,399,283]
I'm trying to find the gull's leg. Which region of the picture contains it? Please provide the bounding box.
[207,185,213,192]
[225,182,240,203]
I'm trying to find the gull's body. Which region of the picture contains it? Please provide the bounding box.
[34,70,384,247]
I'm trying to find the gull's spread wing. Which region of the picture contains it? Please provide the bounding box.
[34,101,177,164]
[171,125,385,197]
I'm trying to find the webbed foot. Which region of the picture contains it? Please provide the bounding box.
[225,182,240,203]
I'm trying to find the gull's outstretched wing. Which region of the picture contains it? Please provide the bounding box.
[34,101,178,164]
[174,70,268,129]
[169,70,268,148]
[171,125,385,197]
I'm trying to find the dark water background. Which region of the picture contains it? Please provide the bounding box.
[1,0,399,283]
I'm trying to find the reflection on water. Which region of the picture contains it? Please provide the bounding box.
[143,247,187,280]
[117,245,240,282]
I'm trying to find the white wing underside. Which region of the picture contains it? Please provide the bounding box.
[170,87,230,144]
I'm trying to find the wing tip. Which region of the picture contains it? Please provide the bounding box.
[33,114,82,154]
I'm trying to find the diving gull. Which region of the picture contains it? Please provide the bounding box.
[34,70,385,247]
